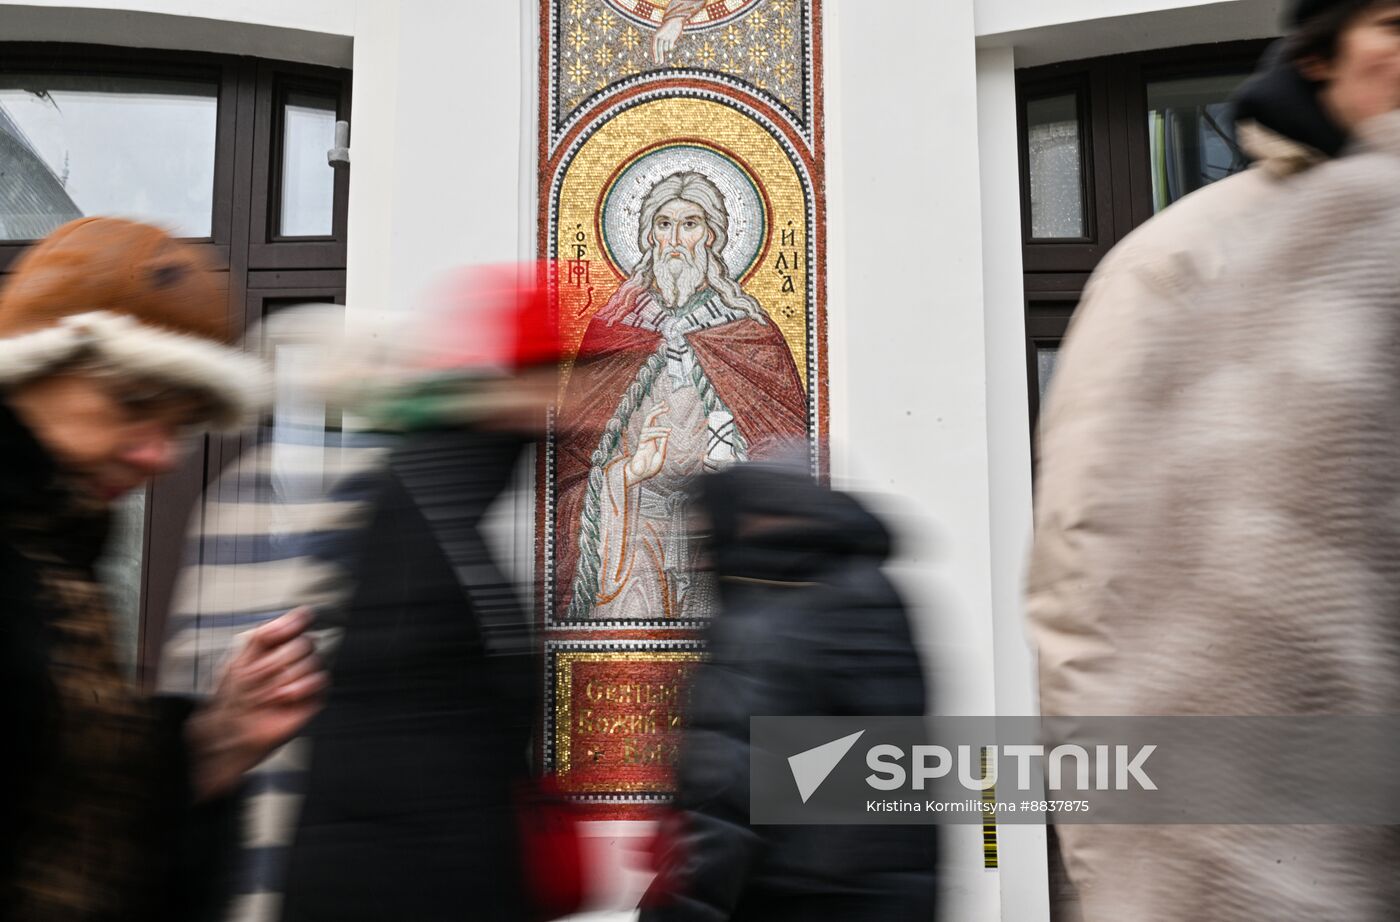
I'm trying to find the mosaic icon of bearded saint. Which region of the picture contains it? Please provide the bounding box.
[555,170,807,620]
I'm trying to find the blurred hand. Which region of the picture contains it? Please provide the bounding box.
[187,607,326,801]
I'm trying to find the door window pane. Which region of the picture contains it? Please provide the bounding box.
[0,74,217,240]
[1036,344,1061,398]
[280,92,337,237]
[1026,94,1086,239]
[1147,74,1250,212]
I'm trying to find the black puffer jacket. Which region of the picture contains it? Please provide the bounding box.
[641,464,938,922]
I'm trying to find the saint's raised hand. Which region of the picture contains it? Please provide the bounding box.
[628,402,672,483]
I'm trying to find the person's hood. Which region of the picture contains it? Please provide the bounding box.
[693,462,891,585]
[1233,39,1348,176]
[0,218,269,429]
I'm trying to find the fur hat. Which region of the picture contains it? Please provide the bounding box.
[0,217,268,428]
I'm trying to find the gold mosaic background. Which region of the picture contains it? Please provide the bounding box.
[555,0,805,123]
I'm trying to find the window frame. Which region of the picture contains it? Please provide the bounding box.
[1121,41,1271,229]
[0,42,351,687]
[249,60,352,267]
[1018,40,1272,446]
[1023,285,1082,459]
[1017,64,1116,272]
[0,42,238,271]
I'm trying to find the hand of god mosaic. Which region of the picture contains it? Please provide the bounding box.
[600,0,761,65]
[651,9,688,64]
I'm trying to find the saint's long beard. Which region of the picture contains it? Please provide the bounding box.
[654,243,708,309]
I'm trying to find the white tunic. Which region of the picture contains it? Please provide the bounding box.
[590,332,738,621]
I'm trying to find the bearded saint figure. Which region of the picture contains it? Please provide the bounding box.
[555,170,807,620]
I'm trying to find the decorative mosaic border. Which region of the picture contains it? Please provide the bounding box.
[537,0,825,808]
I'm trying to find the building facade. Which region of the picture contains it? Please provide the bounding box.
[0,1,1288,918]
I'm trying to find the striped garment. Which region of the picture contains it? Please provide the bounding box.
[159,421,397,922]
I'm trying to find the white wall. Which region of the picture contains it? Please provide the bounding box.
[976,0,1256,37]
[826,0,1001,917]
[0,0,352,65]
[976,42,1051,922]
[343,0,526,321]
[976,0,1285,66]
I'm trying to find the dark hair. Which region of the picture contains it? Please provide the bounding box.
[1288,0,1400,64]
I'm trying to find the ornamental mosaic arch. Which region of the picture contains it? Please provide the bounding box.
[538,0,826,813]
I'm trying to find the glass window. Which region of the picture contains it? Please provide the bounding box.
[96,489,146,677]
[279,91,337,237]
[1147,73,1250,212]
[0,74,217,240]
[270,341,331,500]
[1026,94,1086,239]
[1036,344,1060,398]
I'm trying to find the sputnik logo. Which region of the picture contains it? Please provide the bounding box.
[788,730,865,803]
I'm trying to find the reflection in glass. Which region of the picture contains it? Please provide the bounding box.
[1037,345,1060,399]
[1147,74,1250,213]
[0,75,217,240]
[280,92,337,237]
[1027,94,1085,239]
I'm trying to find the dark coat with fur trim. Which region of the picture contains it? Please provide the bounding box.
[0,401,236,922]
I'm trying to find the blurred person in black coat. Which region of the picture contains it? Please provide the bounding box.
[640,462,938,922]
[278,424,538,922]
[278,266,566,922]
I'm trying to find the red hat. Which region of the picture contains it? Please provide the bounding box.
[416,262,561,374]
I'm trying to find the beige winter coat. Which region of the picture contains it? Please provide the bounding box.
[1027,112,1400,920]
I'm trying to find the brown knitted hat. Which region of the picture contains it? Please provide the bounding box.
[0,217,267,427]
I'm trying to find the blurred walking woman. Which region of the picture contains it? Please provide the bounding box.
[1,218,324,921]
